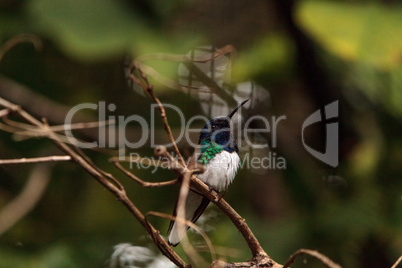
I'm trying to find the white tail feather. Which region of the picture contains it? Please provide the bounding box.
[168,191,204,245]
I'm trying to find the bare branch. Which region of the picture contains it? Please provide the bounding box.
[0,155,71,164]
[16,119,116,135]
[0,109,10,118]
[113,161,178,187]
[175,167,202,265]
[283,249,342,268]
[0,96,189,267]
[146,211,216,264]
[111,155,174,169]
[210,260,283,268]
[127,71,186,167]
[0,33,42,61]
[391,255,402,268]
[148,87,186,167]
[191,174,272,263]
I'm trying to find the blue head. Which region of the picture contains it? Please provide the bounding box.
[198,99,249,152]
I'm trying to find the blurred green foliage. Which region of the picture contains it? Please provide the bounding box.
[0,0,401,268]
[297,1,402,71]
[28,0,202,61]
[296,1,402,118]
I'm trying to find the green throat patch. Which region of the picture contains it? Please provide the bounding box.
[199,140,223,165]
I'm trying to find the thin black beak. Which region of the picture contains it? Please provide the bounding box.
[227,99,249,119]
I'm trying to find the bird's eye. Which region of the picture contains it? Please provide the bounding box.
[211,124,216,129]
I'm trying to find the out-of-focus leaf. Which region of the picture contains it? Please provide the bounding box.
[390,67,402,116]
[27,0,203,61]
[296,1,402,71]
[28,0,145,60]
[231,35,294,82]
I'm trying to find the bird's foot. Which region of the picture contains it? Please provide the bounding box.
[205,184,221,202]
[218,191,226,201]
[207,184,215,193]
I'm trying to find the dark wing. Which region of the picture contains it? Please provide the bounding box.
[167,191,210,235]
[190,197,210,223]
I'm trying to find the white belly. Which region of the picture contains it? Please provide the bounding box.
[197,151,240,192]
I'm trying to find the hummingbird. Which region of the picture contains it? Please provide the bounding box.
[167,99,249,246]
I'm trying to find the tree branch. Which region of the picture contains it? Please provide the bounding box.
[0,96,189,268]
[112,160,178,187]
[391,255,402,268]
[0,155,71,164]
[283,249,342,268]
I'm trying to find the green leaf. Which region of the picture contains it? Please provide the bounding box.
[296,1,402,70]
[28,0,146,60]
[27,0,203,62]
[232,35,294,82]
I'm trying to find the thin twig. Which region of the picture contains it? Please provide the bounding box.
[16,119,116,134]
[110,155,173,169]
[113,161,178,187]
[391,255,402,268]
[175,168,201,265]
[283,249,342,268]
[0,109,10,118]
[127,72,186,168]
[148,89,186,167]
[0,33,42,61]
[0,155,71,164]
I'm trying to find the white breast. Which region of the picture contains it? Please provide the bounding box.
[197,151,240,192]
